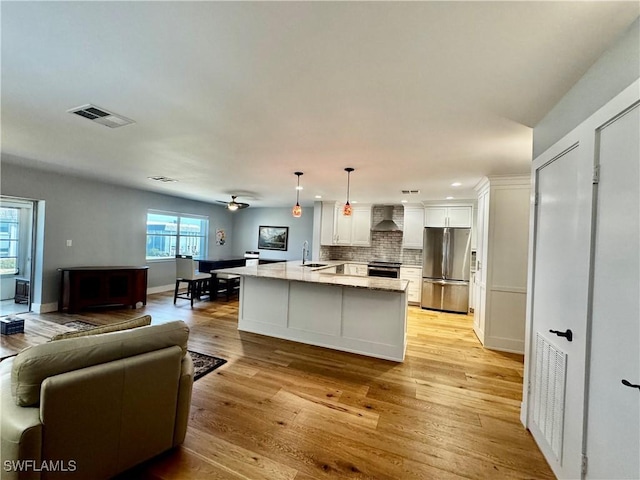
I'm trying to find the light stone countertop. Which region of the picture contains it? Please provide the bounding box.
[213,260,409,293]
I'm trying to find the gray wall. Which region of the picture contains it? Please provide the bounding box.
[0,160,234,309]
[534,18,640,157]
[231,207,314,262]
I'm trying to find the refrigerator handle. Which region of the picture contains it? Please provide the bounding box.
[443,228,450,279]
[441,229,447,278]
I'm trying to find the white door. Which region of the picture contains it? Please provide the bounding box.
[586,104,640,479]
[0,198,36,316]
[528,144,592,479]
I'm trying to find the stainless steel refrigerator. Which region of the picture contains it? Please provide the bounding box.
[421,227,471,313]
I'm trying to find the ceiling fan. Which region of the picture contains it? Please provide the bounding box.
[217,195,250,211]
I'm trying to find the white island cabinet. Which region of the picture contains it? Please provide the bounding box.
[216,261,409,362]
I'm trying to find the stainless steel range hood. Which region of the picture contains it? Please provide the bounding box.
[372,205,402,232]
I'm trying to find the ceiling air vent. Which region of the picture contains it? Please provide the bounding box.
[148,176,177,183]
[401,189,420,195]
[67,104,135,128]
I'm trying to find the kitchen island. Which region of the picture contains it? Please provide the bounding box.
[214,261,409,361]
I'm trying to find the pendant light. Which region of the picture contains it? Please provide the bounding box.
[292,172,303,218]
[343,167,354,216]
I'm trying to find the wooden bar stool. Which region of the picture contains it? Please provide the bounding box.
[213,272,241,301]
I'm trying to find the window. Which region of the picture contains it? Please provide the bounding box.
[146,211,209,260]
[0,207,20,275]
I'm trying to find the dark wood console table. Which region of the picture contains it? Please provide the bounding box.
[58,266,148,313]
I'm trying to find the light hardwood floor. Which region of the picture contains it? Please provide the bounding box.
[20,293,554,479]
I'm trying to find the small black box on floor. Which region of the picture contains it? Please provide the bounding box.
[1,316,24,335]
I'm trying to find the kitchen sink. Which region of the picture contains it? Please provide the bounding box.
[301,263,327,268]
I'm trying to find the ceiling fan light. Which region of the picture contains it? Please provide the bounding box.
[222,195,249,211]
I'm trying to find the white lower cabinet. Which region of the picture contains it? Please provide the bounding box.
[400,266,422,304]
[344,263,368,276]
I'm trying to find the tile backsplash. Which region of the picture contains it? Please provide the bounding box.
[319,205,423,266]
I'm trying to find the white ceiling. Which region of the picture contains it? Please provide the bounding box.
[2,1,638,207]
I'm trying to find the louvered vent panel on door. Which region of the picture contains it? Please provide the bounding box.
[532,332,567,462]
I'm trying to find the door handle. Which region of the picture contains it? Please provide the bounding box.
[549,329,573,342]
[621,379,640,391]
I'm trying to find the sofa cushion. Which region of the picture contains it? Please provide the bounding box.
[49,315,152,341]
[12,320,189,407]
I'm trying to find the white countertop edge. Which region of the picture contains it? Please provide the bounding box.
[212,260,409,293]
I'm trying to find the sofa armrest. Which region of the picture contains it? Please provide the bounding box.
[173,353,194,447]
[1,358,42,480]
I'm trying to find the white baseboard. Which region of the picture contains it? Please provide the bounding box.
[32,302,58,314]
[484,335,525,355]
[147,284,175,295]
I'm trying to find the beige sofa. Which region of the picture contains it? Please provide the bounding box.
[0,320,194,480]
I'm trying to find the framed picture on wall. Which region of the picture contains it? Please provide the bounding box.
[258,226,289,251]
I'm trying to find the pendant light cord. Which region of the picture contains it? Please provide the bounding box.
[345,167,354,204]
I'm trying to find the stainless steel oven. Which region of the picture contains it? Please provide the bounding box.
[367,261,401,278]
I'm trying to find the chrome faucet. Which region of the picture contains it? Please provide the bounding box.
[302,240,309,264]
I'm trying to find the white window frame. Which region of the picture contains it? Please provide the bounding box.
[146,210,209,261]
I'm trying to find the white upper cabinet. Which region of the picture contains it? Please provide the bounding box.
[402,205,424,249]
[351,205,372,246]
[320,202,371,246]
[335,209,352,245]
[424,205,472,228]
[424,206,447,227]
[320,202,338,246]
[447,206,473,227]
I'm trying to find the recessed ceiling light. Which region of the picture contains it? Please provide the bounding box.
[446,196,454,200]
[401,200,408,203]
[315,195,322,199]
[296,186,303,190]
[451,182,462,187]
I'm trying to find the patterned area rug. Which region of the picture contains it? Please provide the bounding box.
[63,320,226,380]
[188,351,227,381]
[63,320,97,331]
